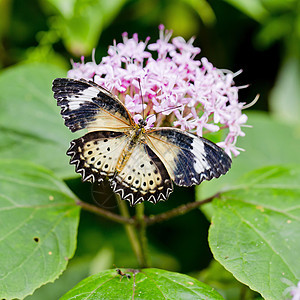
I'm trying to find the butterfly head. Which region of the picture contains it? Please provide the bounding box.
[138,118,147,128]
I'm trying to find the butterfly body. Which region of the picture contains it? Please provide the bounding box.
[53,78,232,206]
[111,120,147,173]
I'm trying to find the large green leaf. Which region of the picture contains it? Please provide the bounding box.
[61,268,224,299]
[209,165,300,300]
[0,160,80,299]
[0,63,79,179]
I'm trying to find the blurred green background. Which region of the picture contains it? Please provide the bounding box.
[0,0,299,299]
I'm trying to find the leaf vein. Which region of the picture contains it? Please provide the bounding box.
[0,206,77,282]
[226,202,296,278]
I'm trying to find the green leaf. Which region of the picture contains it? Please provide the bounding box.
[0,160,80,299]
[61,268,224,299]
[25,256,91,300]
[47,0,128,55]
[255,15,294,48]
[179,0,216,26]
[0,63,79,179]
[260,0,297,11]
[269,56,300,124]
[198,111,300,200]
[209,165,300,300]
[222,0,269,22]
[46,0,77,18]
[198,259,260,300]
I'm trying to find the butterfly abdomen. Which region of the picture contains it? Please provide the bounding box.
[115,143,135,173]
[115,128,146,173]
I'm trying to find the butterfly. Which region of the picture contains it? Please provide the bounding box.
[52,78,232,206]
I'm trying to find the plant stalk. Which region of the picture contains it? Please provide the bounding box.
[145,193,219,225]
[78,193,218,226]
[135,202,149,268]
[76,200,134,225]
[78,191,219,268]
[117,197,145,267]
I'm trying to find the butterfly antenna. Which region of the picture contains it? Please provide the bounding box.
[146,105,184,123]
[156,105,184,115]
[138,78,145,120]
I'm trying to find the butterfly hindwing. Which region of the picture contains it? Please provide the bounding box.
[110,143,173,205]
[67,131,129,183]
[146,128,232,186]
[52,78,134,132]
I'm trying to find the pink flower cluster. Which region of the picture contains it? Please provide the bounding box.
[68,25,250,157]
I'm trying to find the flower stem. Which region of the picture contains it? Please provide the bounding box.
[78,193,219,267]
[117,197,145,267]
[145,193,219,225]
[76,200,134,225]
[135,202,149,268]
[78,193,218,226]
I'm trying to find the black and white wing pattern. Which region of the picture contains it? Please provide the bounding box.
[146,128,231,187]
[66,131,129,183]
[110,143,173,205]
[53,78,232,206]
[52,78,135,132]
[66,130,174,206]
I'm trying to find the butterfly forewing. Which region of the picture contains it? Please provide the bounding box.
[146,128,232,186]
[67,131,129,183]
[110,143,173,205]
[52,78,134,132]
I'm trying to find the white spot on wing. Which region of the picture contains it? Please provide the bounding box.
[191,137,210,173]
[68,86,99,110]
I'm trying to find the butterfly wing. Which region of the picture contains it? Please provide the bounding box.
[67,131,129,183]
[52,78,135,132]
[109,143,173,206]
[145,128,232,186]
